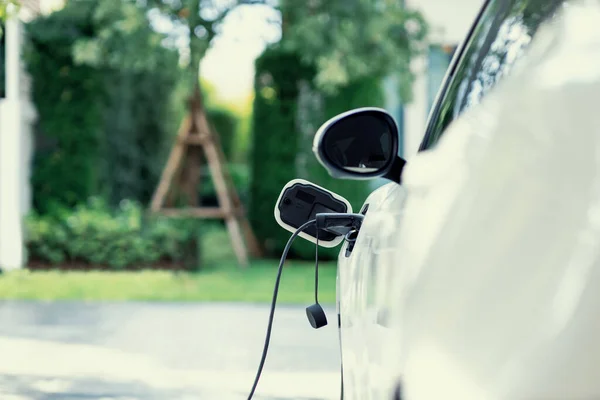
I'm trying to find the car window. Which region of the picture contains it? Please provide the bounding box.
[419,0,569,151]
[1,23,5,99]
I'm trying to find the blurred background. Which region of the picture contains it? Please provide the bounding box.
[0,0,481,398]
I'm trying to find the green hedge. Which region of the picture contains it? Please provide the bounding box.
[100,68,181,206]
[249,46,314,257]
[249,46,382,259]
[25,198,197,269]
[25,1,182,213]
[200,163,249,207]
[25,5,104,213]
[207,107,238,161]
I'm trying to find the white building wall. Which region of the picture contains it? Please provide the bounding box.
[0,17,28,270]
[401,0,484,158]
[0,0,44,270]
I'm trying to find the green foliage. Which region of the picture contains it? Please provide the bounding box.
[145,0,275,73]
[26,5,105,212]
[25,0,183,212]
[226,93,254,163]
[201,78,219,106]
[207,106,238,161]
[202,81,253,163]
[25,198,197,269]
[282,0,427,100]
[71,1,170,72]
[200,163,249,206]
[250,45,384,259]
[248,0,425,259]
[100,68,182,206]
[249,46,314,257]
[0,0,19,25]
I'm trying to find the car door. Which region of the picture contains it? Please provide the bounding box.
[337,181,407,399]
[394,2,600,399]
[336,0,573,398]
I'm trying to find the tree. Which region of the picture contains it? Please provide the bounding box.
[280,0,428,100]
[0,0,19,26]
[7,0,428,98]
[127,0,276,86]
[144,0,427,101]
[71,1,177,73]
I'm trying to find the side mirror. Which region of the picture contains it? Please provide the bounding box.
[312,107,406,183]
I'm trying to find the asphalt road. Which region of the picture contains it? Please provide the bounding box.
[0,302,341,400]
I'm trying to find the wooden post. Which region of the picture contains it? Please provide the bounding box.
[150,91,262,267]
[150,115,192,211]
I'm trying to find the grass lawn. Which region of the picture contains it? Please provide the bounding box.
[0,225,339,303]
[0,261,337,303]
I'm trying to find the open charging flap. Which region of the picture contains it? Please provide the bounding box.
[274,179,352,248]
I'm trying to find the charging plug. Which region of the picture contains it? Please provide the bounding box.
[306,303,328,329]
[315,213,364,237]
[304,213,365,331]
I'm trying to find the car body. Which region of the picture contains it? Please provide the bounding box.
[334,0,596,398]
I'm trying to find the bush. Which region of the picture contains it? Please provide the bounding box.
[25,1,183,213]
[25,198,198,270]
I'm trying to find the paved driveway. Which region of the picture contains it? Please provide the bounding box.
[0,302,341,399]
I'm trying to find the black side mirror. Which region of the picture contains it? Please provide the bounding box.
[312,107,406,183]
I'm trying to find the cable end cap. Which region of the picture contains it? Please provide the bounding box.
[306,303,328,329]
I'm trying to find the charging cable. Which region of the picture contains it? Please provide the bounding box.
[247,219,316,400]
[247,213,365,399]
[306,223,328,329]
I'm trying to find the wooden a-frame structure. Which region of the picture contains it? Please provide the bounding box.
[150,91,261,267]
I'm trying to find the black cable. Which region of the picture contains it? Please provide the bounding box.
[315,223,320,304]
[247,219,317,400]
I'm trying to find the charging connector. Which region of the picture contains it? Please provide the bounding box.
[305,212,365,330]
[315,213,364,237]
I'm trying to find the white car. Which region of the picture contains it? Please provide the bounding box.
[314,0,600,399]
